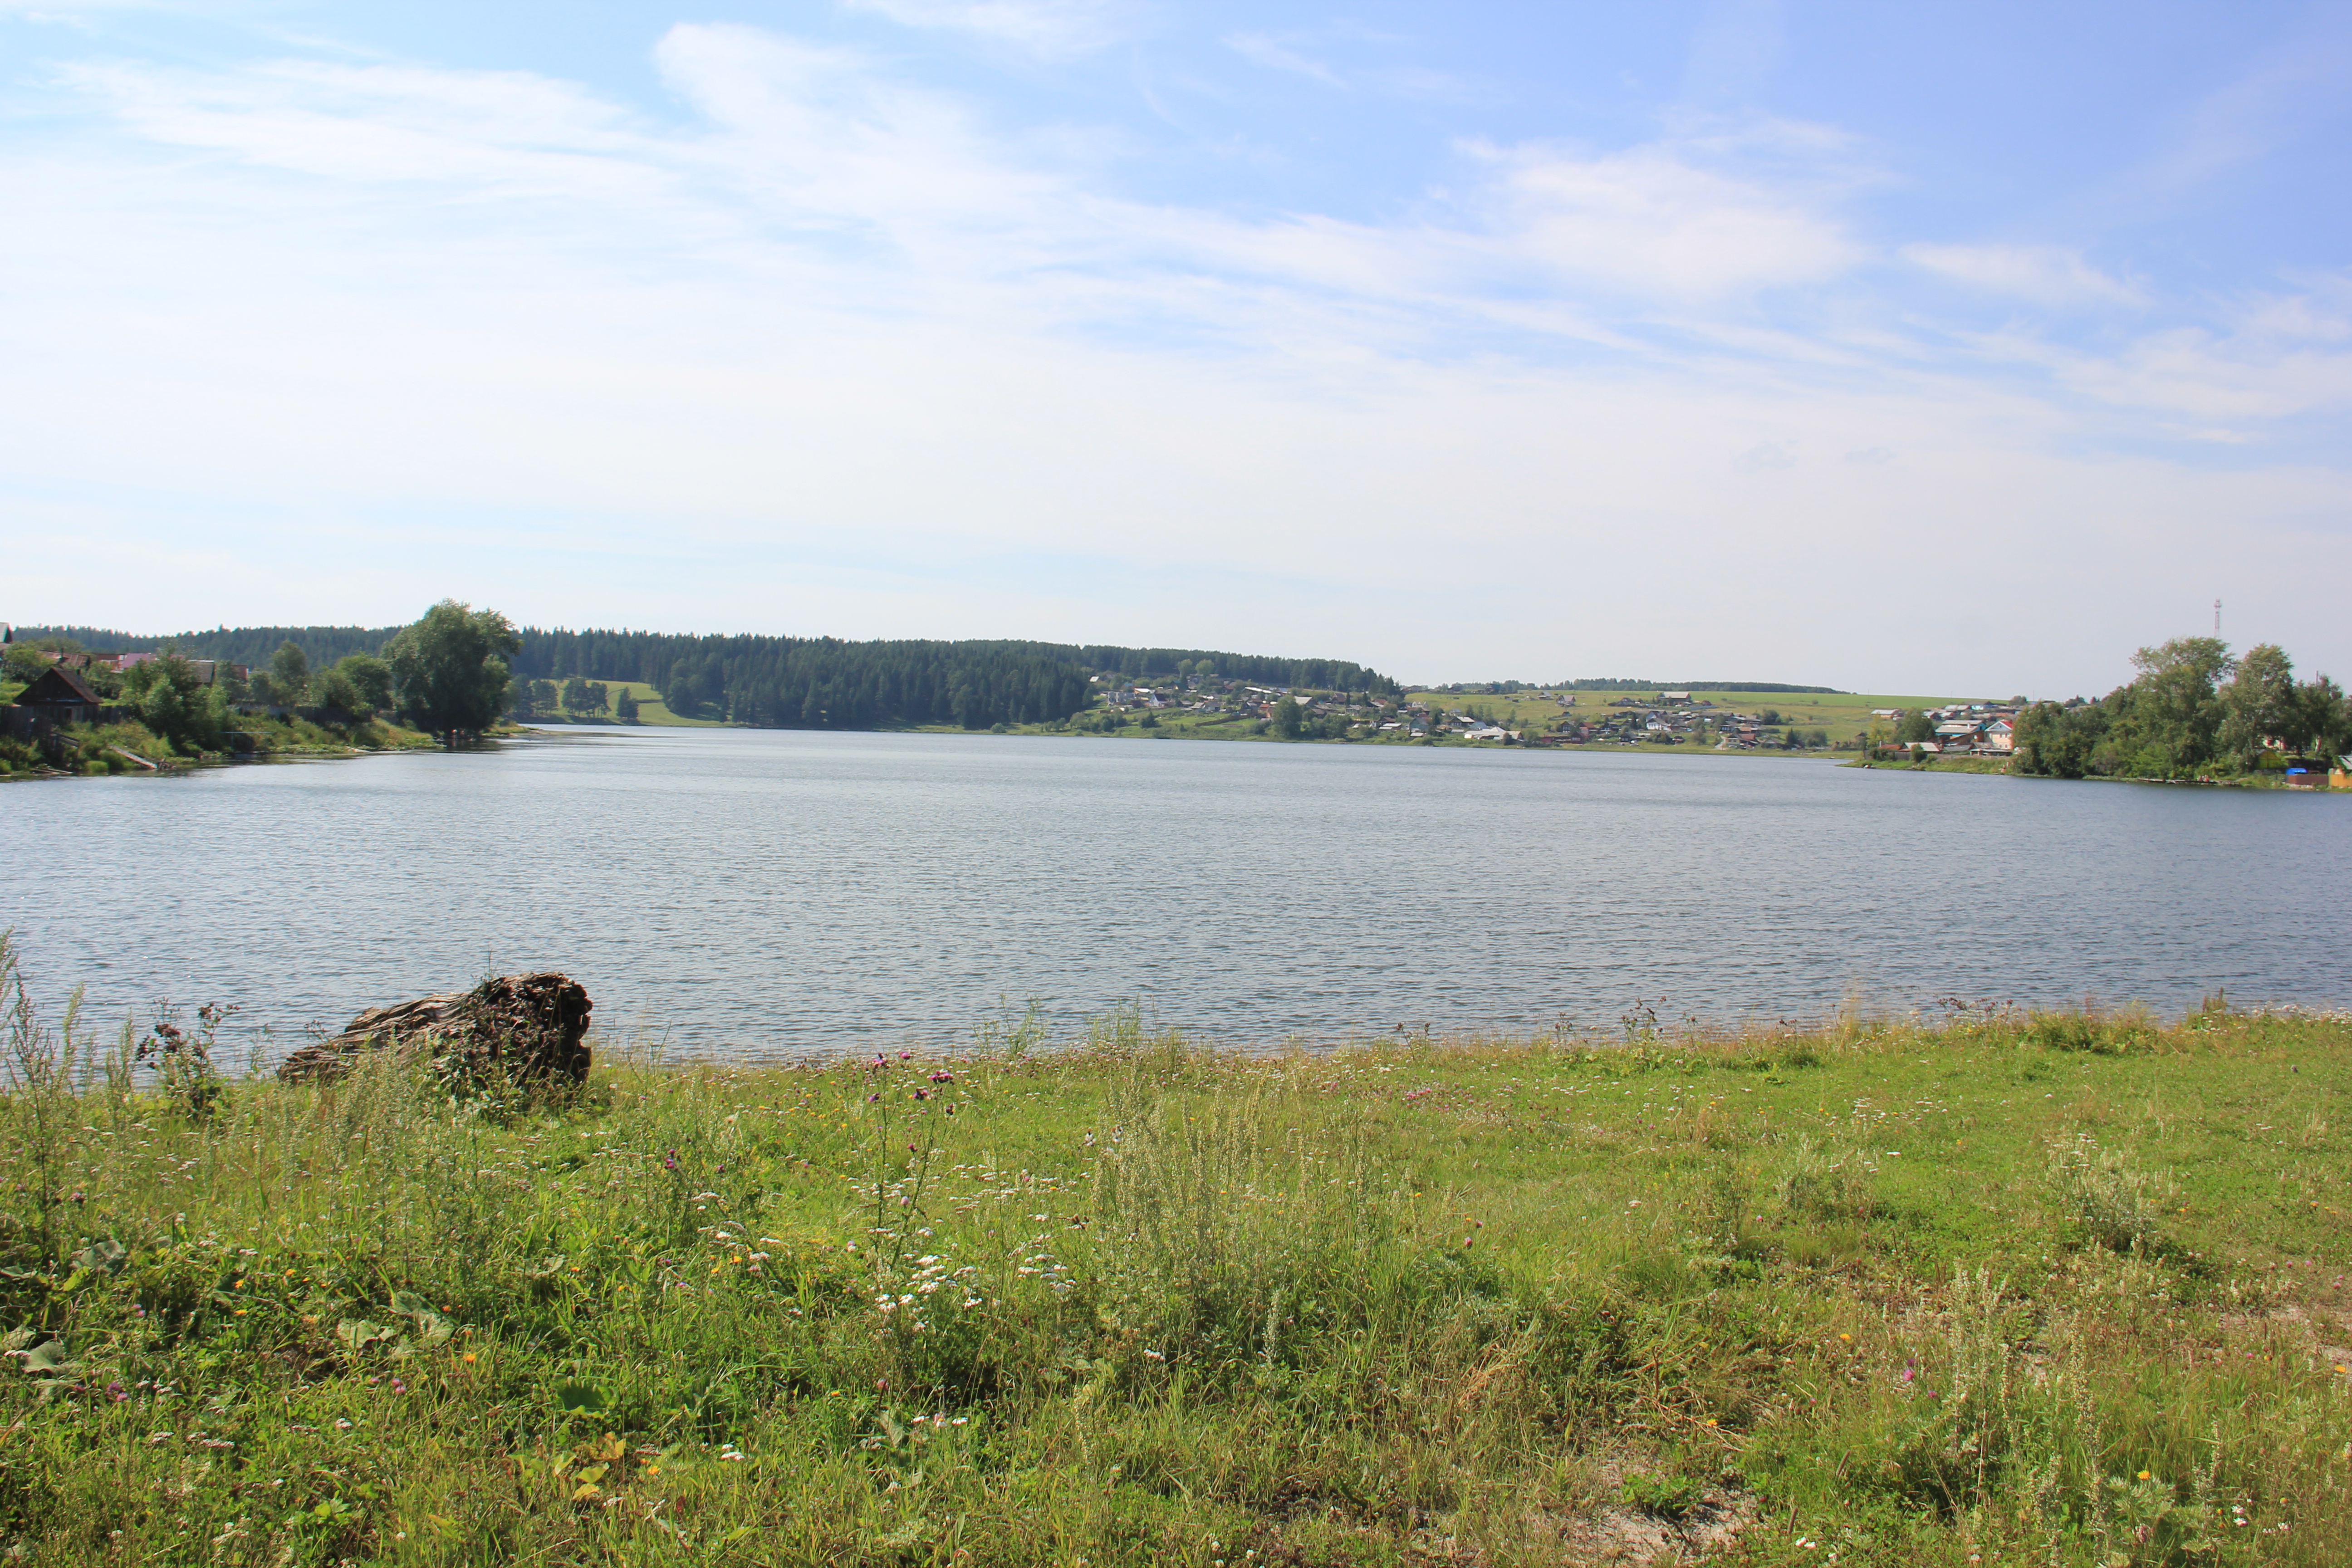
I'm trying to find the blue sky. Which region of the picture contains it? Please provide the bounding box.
[4,0,2348,692]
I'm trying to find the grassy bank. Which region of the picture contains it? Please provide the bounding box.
[0,714,441,780]
[2,960,2347,1565]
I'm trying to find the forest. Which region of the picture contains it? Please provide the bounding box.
[10,624,1396,732]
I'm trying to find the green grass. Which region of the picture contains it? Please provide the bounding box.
[518,681,728,729]
[3,949,2347,1565]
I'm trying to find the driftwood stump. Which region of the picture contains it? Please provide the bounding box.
[278,972,593,1086]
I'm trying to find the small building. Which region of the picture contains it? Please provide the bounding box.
[1982,719,2015,753]
[12,665,104,725]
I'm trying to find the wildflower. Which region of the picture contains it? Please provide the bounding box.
[898,1051,911,1060]
[462,1352,476,1364]
[913,1089,929,1101]
[869,1094,881,1103]
[2137,1470,2151,1480]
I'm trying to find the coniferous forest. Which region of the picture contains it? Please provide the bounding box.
[11,625,1396,731]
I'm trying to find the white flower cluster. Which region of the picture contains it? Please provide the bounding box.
[873,1249,987,1330]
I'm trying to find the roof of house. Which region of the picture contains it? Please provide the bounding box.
[16,665,103,706]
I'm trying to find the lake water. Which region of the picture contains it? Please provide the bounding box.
[8,728,2347,1063]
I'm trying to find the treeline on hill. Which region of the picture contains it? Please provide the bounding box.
[1557,677,1841,693]
[2013,637,2350,779]
[15,627,1395,731]
[510,629,1393,714]
[17,626,397,672]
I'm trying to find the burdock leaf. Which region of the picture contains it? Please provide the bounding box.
[556,1384,605,1412]
[19,1340,75,1375]
[336,1319,395,1351]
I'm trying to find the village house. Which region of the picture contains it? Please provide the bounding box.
[11,665,105,725]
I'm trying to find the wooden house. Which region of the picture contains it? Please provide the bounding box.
[12,665,104,725]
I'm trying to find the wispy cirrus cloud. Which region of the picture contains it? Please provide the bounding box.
[1223,32,1347,89]
[838,0,1135,59]
[1902,242,2144,307]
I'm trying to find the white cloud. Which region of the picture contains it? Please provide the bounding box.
[1731,440,1795,473]
[1903,242,2144,307]
[1958,280,2352,422]
[1472,140,1859,300]
[1224,32,1347,89]
[3,23,2348,692]
[839,0,1132,58]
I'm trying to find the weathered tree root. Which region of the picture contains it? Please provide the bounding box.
[278,972,593,1087]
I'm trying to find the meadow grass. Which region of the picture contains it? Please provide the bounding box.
[2,951,2347,1566]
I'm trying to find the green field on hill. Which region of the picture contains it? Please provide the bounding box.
[2,940,2345,1566]
[1408,690,1989,747]
[520,680,727,729]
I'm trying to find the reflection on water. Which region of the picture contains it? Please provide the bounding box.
[10,727,2347,1062]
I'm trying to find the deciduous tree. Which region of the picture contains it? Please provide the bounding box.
[268,641,312,706]
[383,601,520,739]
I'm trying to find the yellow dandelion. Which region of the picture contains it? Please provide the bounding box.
[463,1352,477,1364]
[2137,1470,2151,1481]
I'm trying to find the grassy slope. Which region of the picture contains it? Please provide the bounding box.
[2,978,2347,1566]
[519,680,728,728]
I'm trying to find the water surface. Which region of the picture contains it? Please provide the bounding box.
[10,729,2346,1061]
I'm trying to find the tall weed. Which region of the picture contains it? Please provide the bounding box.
[2048,1137,2176,1254]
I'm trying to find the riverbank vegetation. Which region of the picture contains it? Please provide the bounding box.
[2,948,2346,1566]
[2013,638,2349,782]
[0,711,438,779]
